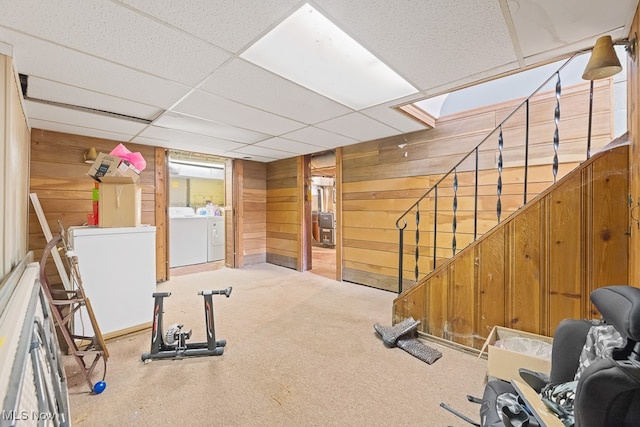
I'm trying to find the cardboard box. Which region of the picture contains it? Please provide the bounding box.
[87,152,140,183]
[98,176,141,227]
[480,326,553,382]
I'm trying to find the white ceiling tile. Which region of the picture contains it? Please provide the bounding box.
[119,0,301,53]
[0,28,189,109]
[25,100,148,135]
[0,0,231,85]
[1,0,637,163]
[30,119,135,144]
[154,112,270,143]
[361,104,427,133]
[200,59,352,124]
[172,90,306,135]
[508,0,638,58]
[225,153,276,162]
[134,126,246,152]
[229,145,290,160]
[315,0,518,91]
[316,113,400,141]
[27,76,162,121]
[281,126,357,148]
[256,138,325,155]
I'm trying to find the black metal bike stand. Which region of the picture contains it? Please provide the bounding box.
[141,287,232,361]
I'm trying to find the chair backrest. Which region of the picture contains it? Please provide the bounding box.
[573,286,640,427]
[590,285,640,361]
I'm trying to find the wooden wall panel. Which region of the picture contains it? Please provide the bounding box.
[628,7,640,286]
[448,250,476,347]
[154,147,167,281]
[508,202,544,333]
[236,160,266,267]
[476,227,506,345]
[1,55,30,277]
[28,129,162,282]
[266,158,299,270]
[547,172,583,329]
[588,145,629,297]
[342,81,612,292]
[425,267,449,338]
[393,144,629,347]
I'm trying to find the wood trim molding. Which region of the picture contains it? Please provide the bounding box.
[154,147,168,282]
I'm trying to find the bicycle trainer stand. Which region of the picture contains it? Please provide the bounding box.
[141,287,232,361]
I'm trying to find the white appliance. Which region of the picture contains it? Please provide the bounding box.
[67,226,156,337]
[169,207,208,267]
[207,216,225,261]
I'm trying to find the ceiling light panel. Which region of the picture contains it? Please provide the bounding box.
[240,3,418,110]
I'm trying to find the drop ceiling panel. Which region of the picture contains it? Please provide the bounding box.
[0,28,189,109]
[315,0,518,91]
[29,119,136,144]
[172,90,306,136]
[316,113,399,141]
[134,126,247,153]
[509,0,638,58]
[199,59,353,124]
[120,0,301,53]
[282,126,358,148]
[230,145,291,160]
[255,138,325,155]
[27,76,162,121]
[25,101,148,136]
[154,112,270,143]
[361,104,427,133]
[0,0,231,86]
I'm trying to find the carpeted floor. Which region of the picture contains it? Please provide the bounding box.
[65,263,487,426]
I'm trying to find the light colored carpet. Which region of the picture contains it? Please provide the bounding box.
[65,263,487,426]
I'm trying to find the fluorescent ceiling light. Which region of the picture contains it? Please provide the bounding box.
[169,159,224,169]
[241,3,417,110]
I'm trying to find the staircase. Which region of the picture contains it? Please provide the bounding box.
[392,57,630,349]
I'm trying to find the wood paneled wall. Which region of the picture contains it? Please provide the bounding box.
[28,130,165,282]
[266,157,300,270]
[342,80,613,291]
[629,6,640,286]
[234,159,267,267]
[1,54,30,277]
[393,144,629,346]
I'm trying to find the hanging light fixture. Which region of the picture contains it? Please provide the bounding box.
[83,147,98,164]
[582,34,636,80]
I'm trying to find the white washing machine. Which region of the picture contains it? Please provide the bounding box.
[169,207,208,267]
[207,216,225,262]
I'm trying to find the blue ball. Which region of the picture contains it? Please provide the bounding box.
[93,381,106,394]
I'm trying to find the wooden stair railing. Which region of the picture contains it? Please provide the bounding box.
[393,140,629,349]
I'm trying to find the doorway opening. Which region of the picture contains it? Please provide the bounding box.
[167,150,227,276]
[309,151,336,280]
